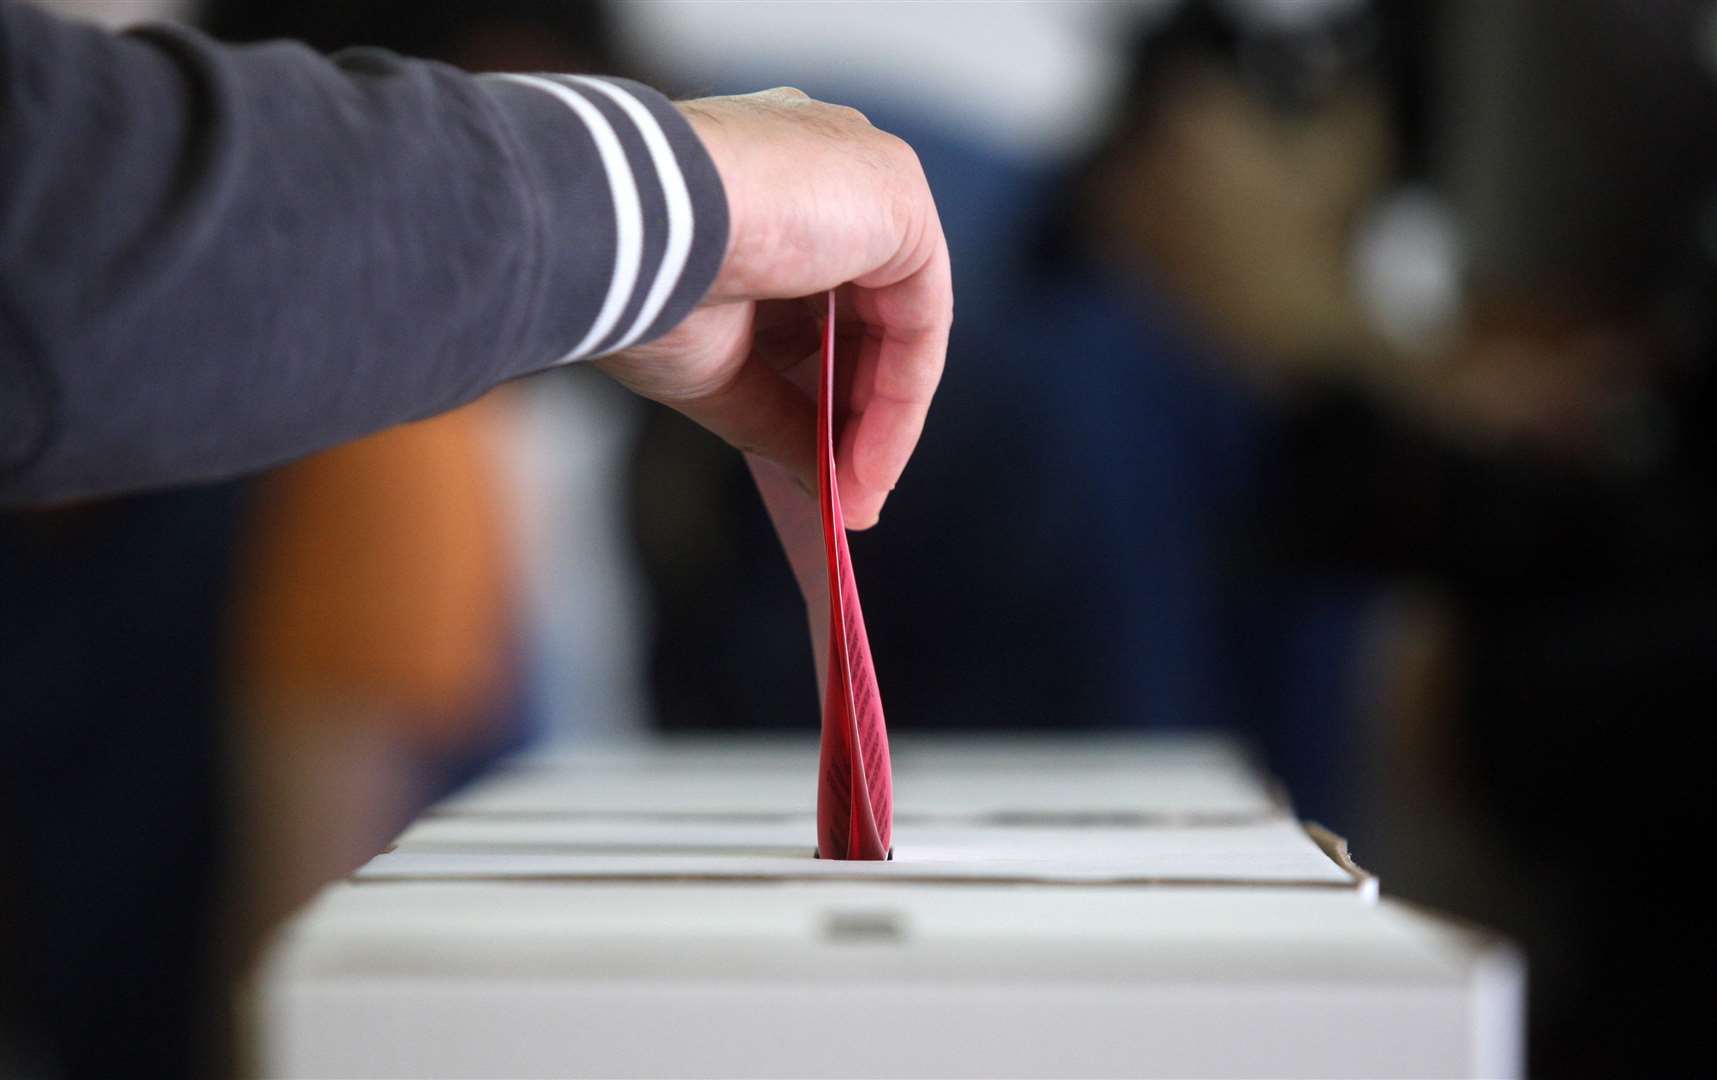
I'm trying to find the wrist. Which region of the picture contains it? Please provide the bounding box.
[675,100,742,292]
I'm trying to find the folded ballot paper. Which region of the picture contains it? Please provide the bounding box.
[747,292,892,861]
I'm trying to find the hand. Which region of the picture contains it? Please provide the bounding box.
[596,89,952,529]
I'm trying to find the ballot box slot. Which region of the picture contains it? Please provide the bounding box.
[420,808,1293,828]
[346,872,1366,890]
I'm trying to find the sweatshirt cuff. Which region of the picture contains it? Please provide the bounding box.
[475,73,729,366]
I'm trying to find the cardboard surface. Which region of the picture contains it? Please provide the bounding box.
[270,882,1460,981]
[256,736,1522,1079]
[261,883,1519,1079]
[377,817,1355,886]
[432,735,1284,822]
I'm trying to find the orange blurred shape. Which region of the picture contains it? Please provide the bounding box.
[230,394,517,746]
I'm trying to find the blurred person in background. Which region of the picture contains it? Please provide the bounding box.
[1263,1,1717,1074]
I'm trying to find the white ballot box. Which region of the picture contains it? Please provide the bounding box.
[255,736,1523,1079]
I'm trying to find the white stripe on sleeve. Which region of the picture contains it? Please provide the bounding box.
[489,73,641,364]
[554,76,696,355]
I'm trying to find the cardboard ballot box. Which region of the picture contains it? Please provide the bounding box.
[255,737,1523,1079]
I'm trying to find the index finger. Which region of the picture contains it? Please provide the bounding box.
[837,226,953,529]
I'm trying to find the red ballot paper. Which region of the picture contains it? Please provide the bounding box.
[745,292,893,861]
[812,292,893,860]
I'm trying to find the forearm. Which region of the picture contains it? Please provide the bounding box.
[0,1,726,504]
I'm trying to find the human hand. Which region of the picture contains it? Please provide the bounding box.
[595,89,952,529]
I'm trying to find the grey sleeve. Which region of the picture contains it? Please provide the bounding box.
[0,0,728,505]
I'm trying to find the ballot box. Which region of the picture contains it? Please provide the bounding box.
[254,736,1524,1079]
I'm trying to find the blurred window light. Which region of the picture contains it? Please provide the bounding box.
[1215,0,1381,113]
[33,0,186,27]
[615,0,1161,158]
[1220,0,1368,34]
[1353,185,1463,360]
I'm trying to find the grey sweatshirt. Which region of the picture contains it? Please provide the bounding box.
[0,0,728,504]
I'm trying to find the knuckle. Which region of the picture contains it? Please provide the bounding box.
[830,103,871,126]
[878,130,924,175]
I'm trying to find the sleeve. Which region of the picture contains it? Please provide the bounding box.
[0,0,728,505]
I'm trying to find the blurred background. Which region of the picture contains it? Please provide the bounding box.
[5,0,1717,1077]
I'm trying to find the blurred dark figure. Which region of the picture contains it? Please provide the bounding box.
[1,489,248,1080]
[200,0,614,76]
[1274,1,1717,1075]
[0,4,614,1079]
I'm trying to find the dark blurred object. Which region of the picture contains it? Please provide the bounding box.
[1445,0,1717,314]
[1274,327,1717,1080]
[0,488,248,1080]
[198,0,615,71]
[1118,0,1384,119]
[1269,1,1717,1075]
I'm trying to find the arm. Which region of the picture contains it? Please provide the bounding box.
[0,4,951,521]
[0,0,726,503]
